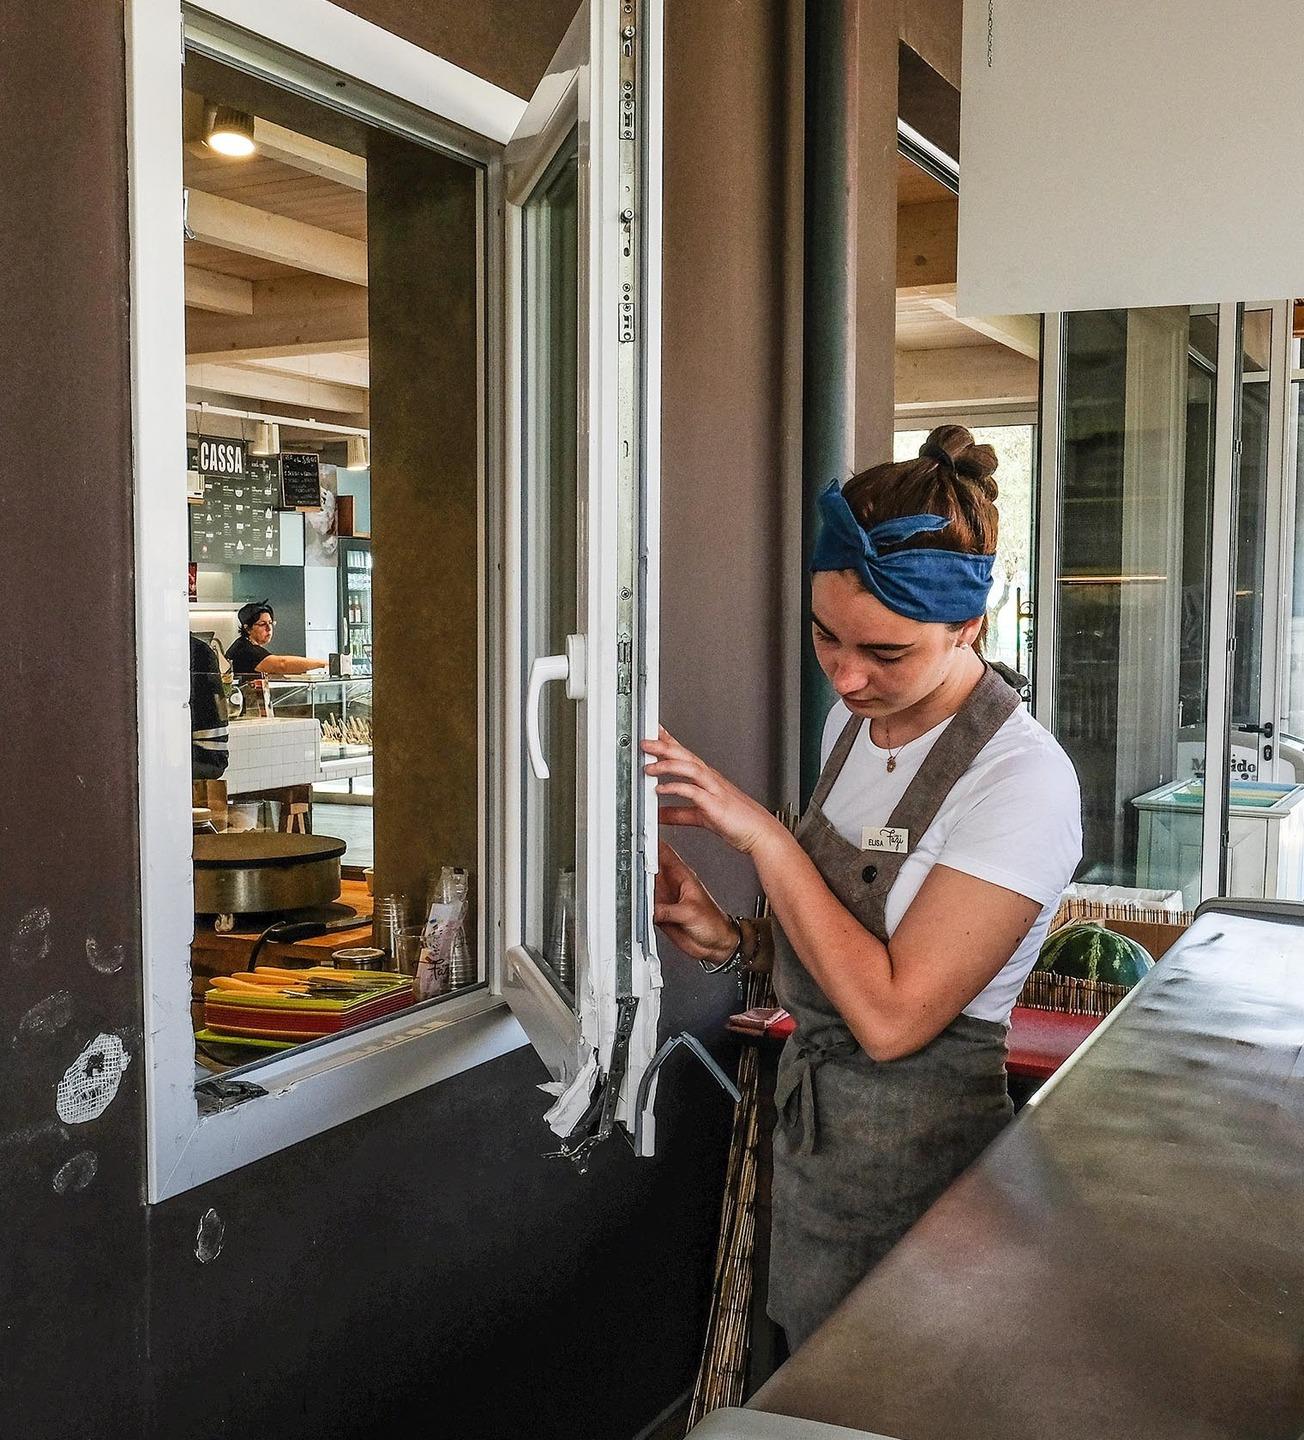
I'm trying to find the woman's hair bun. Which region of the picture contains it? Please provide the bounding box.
[919,424,999,500]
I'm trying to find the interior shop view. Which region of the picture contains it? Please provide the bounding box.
[183,48,485,1070]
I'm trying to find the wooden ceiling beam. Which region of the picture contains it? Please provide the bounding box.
[245,119,365,190]
[899,282,1040,360]
[186,189,367,286]
[895,343,1038,412]
[244,353,370,388]
[186,361,365,414]
[183,92,366,190]
[186,275,368,364]
[184,265,254,315]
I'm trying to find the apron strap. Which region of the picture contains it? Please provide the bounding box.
[775,1034,860,1155]
[884,664,1019,844]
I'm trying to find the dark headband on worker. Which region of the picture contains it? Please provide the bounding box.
[237,600,275,629]
[809,479,994,624]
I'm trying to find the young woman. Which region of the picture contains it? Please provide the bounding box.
[644,425,1082,1348]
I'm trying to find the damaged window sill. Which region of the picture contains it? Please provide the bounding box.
[156,993,528,1200]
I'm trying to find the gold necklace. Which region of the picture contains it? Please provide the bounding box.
[882,720,902,773]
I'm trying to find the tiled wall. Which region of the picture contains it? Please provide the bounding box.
[225,718,320,796]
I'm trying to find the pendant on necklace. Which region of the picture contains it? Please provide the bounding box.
[886,755,897,773]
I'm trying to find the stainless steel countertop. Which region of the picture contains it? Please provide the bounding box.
[752,901,1304,1440]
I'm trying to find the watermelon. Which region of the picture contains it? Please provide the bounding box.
[1035,922,1154,988]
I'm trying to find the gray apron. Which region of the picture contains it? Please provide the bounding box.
[769,665,1020,1347]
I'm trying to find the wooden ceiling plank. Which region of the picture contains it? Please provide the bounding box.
[186,275,368,364]
[186,361,365,414]
[895,343,1038,411]
[244,353,370,388]
[186,189,367,286]
[905,282,1040,359]
[184,266,254,316]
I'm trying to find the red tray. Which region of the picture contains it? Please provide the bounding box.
[726,1004,1101,1082]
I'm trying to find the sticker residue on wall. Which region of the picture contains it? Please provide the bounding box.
[55,1034,130,1125]
[18,991,74,1039]
[52,1150,98,1195]
[11,907,51,969]
[195,1208,225,1264]
[85,937,124,975]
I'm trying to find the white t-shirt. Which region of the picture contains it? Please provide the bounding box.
[819,698,1083,1025]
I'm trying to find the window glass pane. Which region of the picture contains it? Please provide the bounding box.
[184,50,484,1081]
[1286,383,1304,741]
[521,135,580,998]
[1231,372,1271,772]
[894,425,1036,678]
[1054,308,1215,907]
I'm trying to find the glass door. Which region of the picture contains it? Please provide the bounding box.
[1042,300,1304,909]
[1218,300,1304,903]
[1038,306,1231,908]
[501,0,663,1154]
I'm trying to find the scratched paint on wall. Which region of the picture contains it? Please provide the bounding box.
[10,906,51,968]
[52,1151,98,1195]
[55,1034,131,1125]
[18,991,74,1038]
[85,936,125,975]
[195,1209,225,1264]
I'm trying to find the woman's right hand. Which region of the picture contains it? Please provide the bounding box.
[654,841,736,964]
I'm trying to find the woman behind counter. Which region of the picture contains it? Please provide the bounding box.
[644,424,1083,1349]
[226,600,326,681]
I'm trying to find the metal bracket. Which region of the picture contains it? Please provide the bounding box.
[633,1032,742,1155]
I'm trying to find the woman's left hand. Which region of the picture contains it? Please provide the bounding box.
[643,728,786,857]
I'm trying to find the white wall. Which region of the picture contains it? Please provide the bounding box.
[958,0,1304,315]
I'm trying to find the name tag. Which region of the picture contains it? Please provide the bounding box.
[861,826,908,854]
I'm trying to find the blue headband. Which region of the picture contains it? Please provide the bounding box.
[810,479,994,623]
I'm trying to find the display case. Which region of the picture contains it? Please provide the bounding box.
[339,537,373,676]
[1133,777,1304,907]
[263,676,373,780]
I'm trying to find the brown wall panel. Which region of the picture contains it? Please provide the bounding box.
[0,2,148,1435]
[336,0,578,98]
[659,0,792,868]
[854,0,900,469]
[367,135,481,912]
[899,0,962,88]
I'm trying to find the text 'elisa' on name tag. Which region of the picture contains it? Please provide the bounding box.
[861,826,908,854]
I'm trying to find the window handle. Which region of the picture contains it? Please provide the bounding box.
[525,634,586,780]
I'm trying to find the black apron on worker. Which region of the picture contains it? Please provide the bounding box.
[769,664,1020,1347]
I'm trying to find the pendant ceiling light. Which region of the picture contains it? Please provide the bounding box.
[346,434,370,471]
[250,421,280,457]
[204,104,257,158]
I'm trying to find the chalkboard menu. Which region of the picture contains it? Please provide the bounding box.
[280,451,322,510]
[189,447,281,565]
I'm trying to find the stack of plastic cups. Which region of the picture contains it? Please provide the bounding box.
[438,866,475,990]
[374,893,408,968]
[547,867,576,992]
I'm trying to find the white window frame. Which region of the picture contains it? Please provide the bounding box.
[127,0,539,1202]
